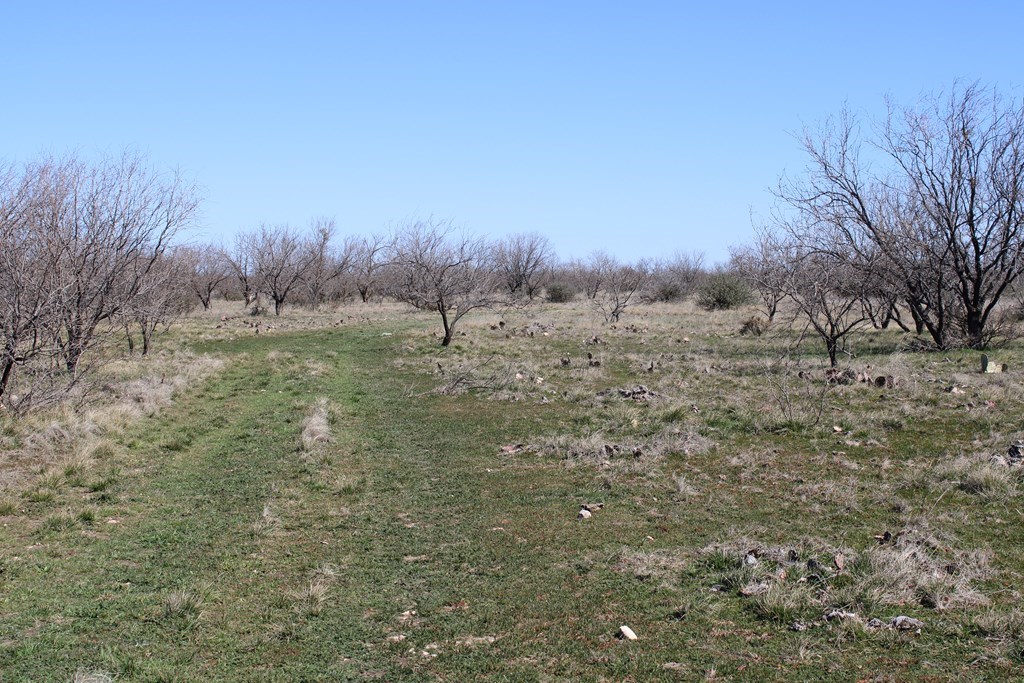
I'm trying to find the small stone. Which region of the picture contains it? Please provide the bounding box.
[790,621,809,632]
[743,552,758,566]
[617,625,638,641]
[866,618,885,629]
[833,553,846,571]
[577,508,592,520]
[739,581,769,597]
[824,609,859,622]
[891,615,924,631]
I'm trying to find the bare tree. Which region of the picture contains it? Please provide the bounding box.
[780,240,869,368]
[53,154,198,373]
[226,232,261,309]
[388,218,503,346]
[778,84,1024,349]
[648,250,706,303]
[591,257,652,322]
[122,252,194,355]
[494,232,553,300]
[0,161,66,409]
[730,231,787,322]
[300,218,356,309]
[352,233,389,303]
[179,245,231,310]
[0,154,196,410]
[251,224,315,315]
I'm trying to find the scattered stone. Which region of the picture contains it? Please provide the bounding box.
[1008,441,1024,465]
[787,549,799,562]
[500,444,525,454]
[824,609,859,622]
[743,552,758,566]
[873,531,893,544]
[981,354,1008,373]
[598,385,661,401]
[586,335,604,345]
[825,368,858,385]
[891,615,925,631]
[581,502,605,513]
[866,618,885,629]
[739,581,769,597]
[946,385,966,395]
[806,558,820,571]
[663,662,687,672]
[577,508,592,520]
[456,635,497,647]
[873,375,899,388]
[790,621,809,632]
[832,425,844,433]
[386,634,407,643]
[402,555,430,563]
[617,625,638,641]
[833,553,846,571]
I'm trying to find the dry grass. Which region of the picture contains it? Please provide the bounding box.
[300,398,332,452]
[71,671,116,683]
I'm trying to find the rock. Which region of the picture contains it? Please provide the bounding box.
[560,357,571,366]
[581,502,605,512]
[824,609,859,622]
[500,444,525,454]
[1008,441,1024,464]
[981,354,1008,373]
[946,385,966,395]
[743,552,758,566]
[617,625,638,641]
[739,581,769,597]
[787,549,799,562]
[386,633,407,643]
[806,558,820,571]
[789,621,809,632]
[891,615,924,631]
[577,508,592,520]
[866,618,885,629]
[873,530,893,544]
[833,553,846,571]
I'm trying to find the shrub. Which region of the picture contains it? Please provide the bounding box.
[545,281,576,303]
[697,272,752,311]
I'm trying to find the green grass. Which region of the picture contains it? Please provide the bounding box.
[1,304,1023,680]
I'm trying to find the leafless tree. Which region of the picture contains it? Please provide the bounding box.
[778,84,1024,349]
[0,161,66,409]
[388,218,503,346]
[730,231,787,322]
[251,224,316,315]
[179,245,231,310]
[122,251,194,355]
[590,255,652,322]
[494,232,553,300]
[0,154,196,410]
[780,239,869,368]
[648,250,706,303]
[300,218,357,309]
[53,154,198,373]
[226,232,261,309]
[352,233,389,303]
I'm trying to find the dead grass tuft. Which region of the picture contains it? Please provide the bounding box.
[300,398,332,451]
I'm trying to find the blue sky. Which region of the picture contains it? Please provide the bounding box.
[3,2,1021,263]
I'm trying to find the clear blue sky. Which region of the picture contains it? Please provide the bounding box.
[3,1,1021,263]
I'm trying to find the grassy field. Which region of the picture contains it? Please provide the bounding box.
[2,301,1024,681]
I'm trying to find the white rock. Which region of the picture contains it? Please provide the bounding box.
[577,508,592,520]
[618,625,638,640]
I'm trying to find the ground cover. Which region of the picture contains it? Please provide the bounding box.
[1,302,1023,681]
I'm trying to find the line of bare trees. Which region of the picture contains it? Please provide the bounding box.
[730,84,1024,365]
[0,154,198,411]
